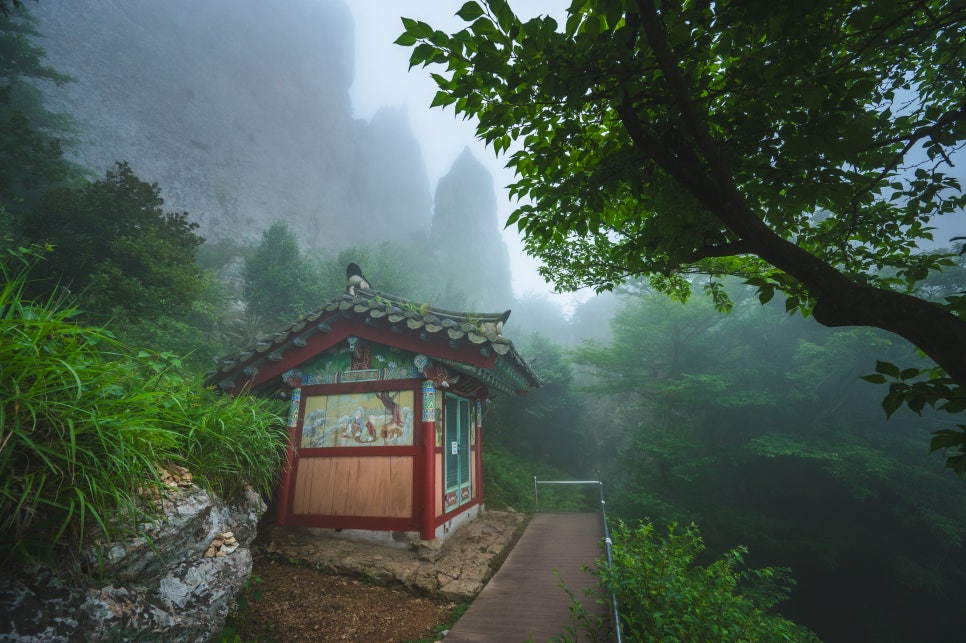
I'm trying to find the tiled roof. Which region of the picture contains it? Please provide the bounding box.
[205,288,541,395]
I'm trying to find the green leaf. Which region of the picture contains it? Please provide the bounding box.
[930,428,966,451]
[455,1,485,22]
[899,367,920,380]
[401,17,435,40]
[881,392,903,418]
[410,43,438,67]
[393,32,418,47]
[875,361,901,378]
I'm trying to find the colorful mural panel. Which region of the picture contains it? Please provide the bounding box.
[300,390,415,448]
[298,341,419,385]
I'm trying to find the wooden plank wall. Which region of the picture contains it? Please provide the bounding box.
[292,456,413,518]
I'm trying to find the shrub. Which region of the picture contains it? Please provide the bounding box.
[599,520,820,642]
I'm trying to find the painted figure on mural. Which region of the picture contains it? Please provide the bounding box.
[342,408,366,440]
[301,408,328,447]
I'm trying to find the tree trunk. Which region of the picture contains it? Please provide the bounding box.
[626,1,966,388]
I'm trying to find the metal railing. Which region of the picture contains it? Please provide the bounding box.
[532,475,624,643]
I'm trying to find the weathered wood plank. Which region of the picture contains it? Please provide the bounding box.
[389,456,413,517]
[446,512,609,642]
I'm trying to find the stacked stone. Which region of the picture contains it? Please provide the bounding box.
[204,531,239,558]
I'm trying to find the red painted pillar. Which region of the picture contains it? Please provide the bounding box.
[421,419,436,540]
[275,387,302,527]
[275,425,298,526]
[420,380,437,540]
[475,423,483,505]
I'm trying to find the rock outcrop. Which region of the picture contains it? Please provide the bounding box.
[0,485,265,642]
[431,148,515,311]
[28,0,434,248]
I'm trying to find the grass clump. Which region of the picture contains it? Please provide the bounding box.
[0,247,287,564]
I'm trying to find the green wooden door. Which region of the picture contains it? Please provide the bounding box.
[444,394,472,510]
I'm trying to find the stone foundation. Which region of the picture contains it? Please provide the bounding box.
[263,509,526,600]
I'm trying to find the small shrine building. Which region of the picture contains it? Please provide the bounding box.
[205,269,540,544]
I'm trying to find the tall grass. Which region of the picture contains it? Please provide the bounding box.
[1,248,287,564]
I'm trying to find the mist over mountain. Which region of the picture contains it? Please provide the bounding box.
[28,0,434,250]
[431,148,514,311]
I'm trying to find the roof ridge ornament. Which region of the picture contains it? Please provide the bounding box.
[345,262,371,295]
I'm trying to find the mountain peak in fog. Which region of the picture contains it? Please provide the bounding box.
[29,0,431,249]
[431,148,513,310]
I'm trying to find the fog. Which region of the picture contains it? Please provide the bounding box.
[25,0,583,324]
[348,1,576,304]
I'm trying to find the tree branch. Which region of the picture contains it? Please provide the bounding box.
[686,241,756,263]
[621,0,966,386]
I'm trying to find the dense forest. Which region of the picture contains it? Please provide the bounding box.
[3,1,966,642]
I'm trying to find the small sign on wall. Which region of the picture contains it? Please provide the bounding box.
[451,441,459,455]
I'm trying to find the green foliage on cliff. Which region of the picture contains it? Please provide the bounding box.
[16,161,206,325]
[242,221,325,332]
[0,248,287,564]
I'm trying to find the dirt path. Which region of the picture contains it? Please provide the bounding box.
[223,510,527,642]
[224,557,457,642]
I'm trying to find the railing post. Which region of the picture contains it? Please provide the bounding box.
[531,474,622,642]
[598,480,623,643]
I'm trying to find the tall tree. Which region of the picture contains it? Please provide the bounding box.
[484,333,589,472]
[575,286,966,641]
[18,161,204,324]
[242,221,323,335]
[0,7,75,218]
[401,0,966,470]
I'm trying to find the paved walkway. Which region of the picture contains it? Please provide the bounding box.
[445,512,609,642]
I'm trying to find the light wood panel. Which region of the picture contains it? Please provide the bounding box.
[435,452,443,517]
[292,456,413,518]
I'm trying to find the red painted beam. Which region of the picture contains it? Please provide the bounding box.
[226,314,499,395]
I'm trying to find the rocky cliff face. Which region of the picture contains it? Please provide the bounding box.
[0,485,265,642]
[29,0,432,249]
[432,148,515,310]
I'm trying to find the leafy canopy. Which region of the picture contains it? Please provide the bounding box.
[400,0,966,470]
[17,161,205,324]
[402,0,964,296]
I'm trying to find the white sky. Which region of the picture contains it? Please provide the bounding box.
[345,1,576,305]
